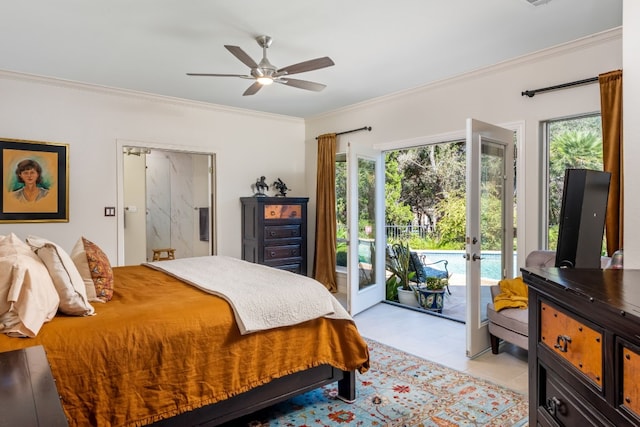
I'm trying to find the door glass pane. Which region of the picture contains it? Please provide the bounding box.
[358,157,376,289]
[480,142,505,322]
[335,154,347,270]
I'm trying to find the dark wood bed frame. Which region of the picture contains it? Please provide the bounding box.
[152,365,356,426]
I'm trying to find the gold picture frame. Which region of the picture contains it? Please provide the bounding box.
[1,138,69,223]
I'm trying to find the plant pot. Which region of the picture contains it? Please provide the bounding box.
[417,288,445,313]
[397,287,420,307]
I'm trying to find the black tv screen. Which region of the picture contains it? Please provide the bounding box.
[555,169,610,269]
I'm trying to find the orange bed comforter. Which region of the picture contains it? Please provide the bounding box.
[0,265,370,426]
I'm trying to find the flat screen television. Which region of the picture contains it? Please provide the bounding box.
[555,169,610,269]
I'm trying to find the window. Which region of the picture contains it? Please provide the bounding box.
[542,114,603,249]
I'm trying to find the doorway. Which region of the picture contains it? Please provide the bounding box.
[120,145,215,265]
[383,139,471,323]
[371,121,522,357]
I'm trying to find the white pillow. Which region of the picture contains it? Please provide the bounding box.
[26,235,95,316]
[0,233,59,337]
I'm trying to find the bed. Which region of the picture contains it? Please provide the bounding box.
[0,251,370,426]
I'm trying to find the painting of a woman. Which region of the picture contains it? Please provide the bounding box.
[12,159,49,202]
[1,139,67,222]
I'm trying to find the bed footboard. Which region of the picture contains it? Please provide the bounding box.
[152,365,355,427]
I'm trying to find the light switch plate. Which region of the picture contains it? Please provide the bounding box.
[104,207,116,216]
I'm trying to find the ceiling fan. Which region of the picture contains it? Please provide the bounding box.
[187,35,335,96]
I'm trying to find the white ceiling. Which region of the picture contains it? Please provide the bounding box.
[0,0,622,118]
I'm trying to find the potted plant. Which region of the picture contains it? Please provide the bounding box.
[417,276,448,313]
[385,241,419,307]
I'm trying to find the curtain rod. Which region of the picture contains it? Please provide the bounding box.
[521,76,598,98]
[316,126,372,139]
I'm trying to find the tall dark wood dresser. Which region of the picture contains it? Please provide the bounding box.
[240,196,308,275]
[523,267,640,426]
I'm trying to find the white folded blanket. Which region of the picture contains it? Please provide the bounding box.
[144,256,352,334]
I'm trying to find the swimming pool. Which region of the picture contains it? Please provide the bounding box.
[417,250,517,280]
[359,242,517,279]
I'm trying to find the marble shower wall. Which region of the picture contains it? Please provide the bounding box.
[145,150,196,260]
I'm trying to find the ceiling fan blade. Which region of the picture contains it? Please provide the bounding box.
[243,81,262,96]
[186,73,252,79]
[224,45,259,69]
[277,78,327,92]
[276,57,334,76]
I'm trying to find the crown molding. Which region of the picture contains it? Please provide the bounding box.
[309,27,622,121]
[0,69,303,124]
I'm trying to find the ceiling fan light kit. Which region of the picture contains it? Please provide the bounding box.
[187,35,334,96]
[257,77,274,85]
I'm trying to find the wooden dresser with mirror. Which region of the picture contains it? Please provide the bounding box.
[523,267,640,426]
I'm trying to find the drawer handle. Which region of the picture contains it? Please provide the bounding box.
[270,251,276,257]
[554,335,572,353]
[270,231,276,237]
[546,396,563,417]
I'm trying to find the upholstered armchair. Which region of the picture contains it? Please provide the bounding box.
[487,250,610,354]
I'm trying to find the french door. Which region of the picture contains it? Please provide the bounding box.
[347,142,385,315]
[465,119,514,358]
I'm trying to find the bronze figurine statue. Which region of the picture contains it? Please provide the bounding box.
[253,176,269,196]
[272,178,289,197]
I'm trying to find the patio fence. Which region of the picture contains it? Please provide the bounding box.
[385,225,431,240]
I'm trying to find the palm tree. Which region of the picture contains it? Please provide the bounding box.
[548,131,603,227]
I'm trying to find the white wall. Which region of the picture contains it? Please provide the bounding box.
[304,28,623,265]
[0,72,306,264]
[623,1,640,267]
[1,24,631,270]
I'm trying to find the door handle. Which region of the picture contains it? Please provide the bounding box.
[472,253,483,261]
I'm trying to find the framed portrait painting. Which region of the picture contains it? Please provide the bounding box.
[1,138,69,223]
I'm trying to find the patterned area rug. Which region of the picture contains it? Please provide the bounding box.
[231,339,529,426]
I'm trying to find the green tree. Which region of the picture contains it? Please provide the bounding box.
[384,152,414,228]
[434,190,466,249]
[396,142,465,232]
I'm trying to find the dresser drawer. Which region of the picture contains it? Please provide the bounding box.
[540,302,603,389]
[264,204,302,220]
[265,225,301,240]
[538,363,614,427]
[264,244,301,260]
[622,345,640,420]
